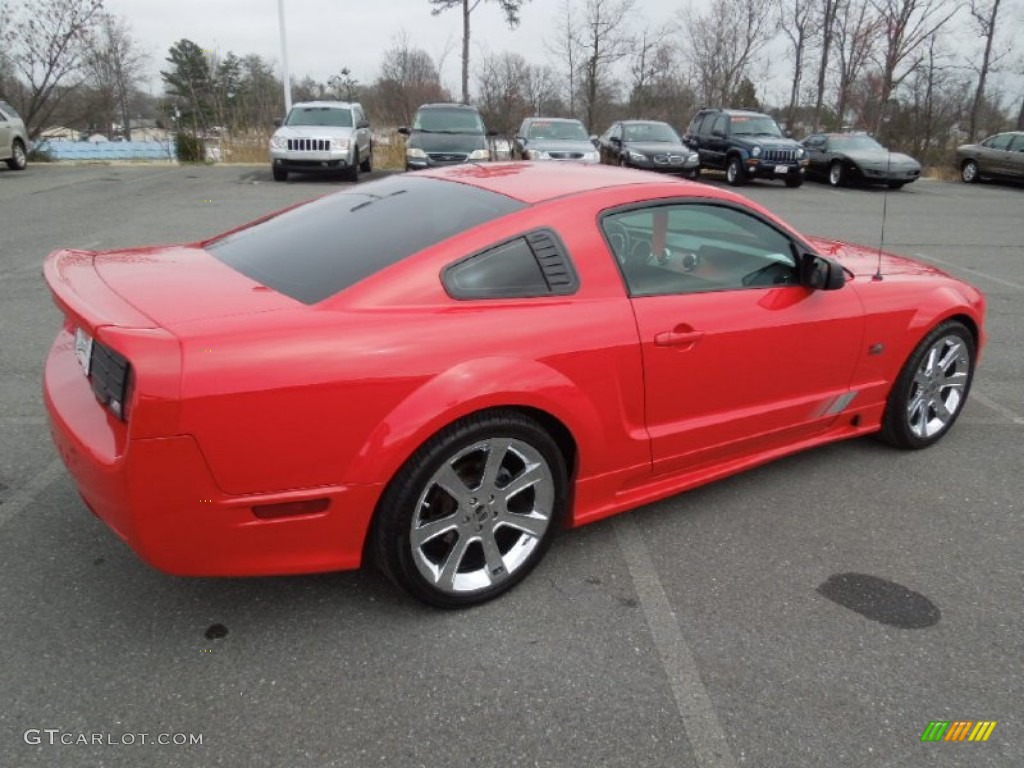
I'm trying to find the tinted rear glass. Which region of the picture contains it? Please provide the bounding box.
[207,176,526,304]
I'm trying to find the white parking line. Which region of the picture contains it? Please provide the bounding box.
[0,459,64,531]
[972,391,1024,426]
[615,515,738,768]
[913,252,1024,291]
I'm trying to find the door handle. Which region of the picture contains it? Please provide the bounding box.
[654,328,705,348]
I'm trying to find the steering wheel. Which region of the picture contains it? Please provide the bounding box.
[604,219,632,265]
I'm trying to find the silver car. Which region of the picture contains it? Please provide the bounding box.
[513,117,599,163]
[0,100,29,171]
[269,101,372,182]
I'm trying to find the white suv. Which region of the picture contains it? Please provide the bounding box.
[0,100,29,171]
[269,101,372,182]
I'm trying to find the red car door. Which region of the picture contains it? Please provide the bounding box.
[603,201,865,476]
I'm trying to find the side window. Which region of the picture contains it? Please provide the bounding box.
[804,134,824,149]
[443,230,578,300]
[1008,134,1024,152]
[602,204,798,297]
[985,134,1012,150]
[710,115,726,135]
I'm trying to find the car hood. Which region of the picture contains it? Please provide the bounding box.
[624,141,692,155]
[88,244,300,329]
[526,139,596,154]
[273,125,355,139]
[407,131,487,153]
[843,148,919,167]
[807,237,949,278]
[735,136,800,150]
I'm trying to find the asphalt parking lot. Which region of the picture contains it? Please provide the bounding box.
[0,164,1020,767]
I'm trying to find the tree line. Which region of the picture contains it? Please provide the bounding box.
[1,0,1021,166]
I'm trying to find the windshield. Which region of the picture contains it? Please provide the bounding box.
[623,123,679,143]
[413,108,485,135]
[0,100,22,120]
[285,106,353,128]
[830,135,885,151]
[527,120,588,141]
[730,116,783,137]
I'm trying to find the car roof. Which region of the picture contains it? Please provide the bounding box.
[524,117,582,123]
[697,108,768,118]
[417,161,740,205]
[291,101,359,110]
[417,103,480,111]
[621,119,670,125]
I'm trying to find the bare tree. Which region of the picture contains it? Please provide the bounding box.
[869,0,958,133]
[0,0,104,139]
[629,25,675,117]
[546,0,583,117]
[428,0,528,104]
[371,32,449,126]
[833,0,880,128]
[579,0,635,132]
[85,13,148,139]
[967,0,1006,140]
[685,0,776,107]
[781,0,816,132]
[811,0,842,129]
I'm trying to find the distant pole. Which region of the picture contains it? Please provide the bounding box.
[278,0,292,113]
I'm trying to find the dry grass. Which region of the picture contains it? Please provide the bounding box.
[923,164,960,182]
[372,132,406,171]
[219,132,271,164]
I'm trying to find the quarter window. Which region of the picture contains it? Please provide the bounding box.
[443,230,578,300]
[602,204,798,297]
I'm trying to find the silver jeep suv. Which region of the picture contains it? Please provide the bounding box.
[0,100,29,171]
[269,101,372,182]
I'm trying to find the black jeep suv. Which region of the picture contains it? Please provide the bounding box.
[684,108,807,187]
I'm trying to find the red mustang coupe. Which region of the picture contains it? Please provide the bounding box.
[44,163,984,606]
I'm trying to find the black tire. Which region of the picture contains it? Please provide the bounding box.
[618,155,629,168]
[271,165,287,182]
[784,173,804,188]
[878,321,975,450]
[360,143,373,172]
[6,139,27,171]
[828,161,845,187]
[686,167,701,180]
[344,151,359,182]
[960,160,979,184]
[373,410,567,607]
[726,155,746,186]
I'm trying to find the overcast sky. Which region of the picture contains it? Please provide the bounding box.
[105,0,1020,106]
[105,0,776,97]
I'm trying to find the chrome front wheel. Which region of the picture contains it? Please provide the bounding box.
[880,322,975,449]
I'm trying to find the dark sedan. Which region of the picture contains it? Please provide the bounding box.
[802,133,921,189]
[956,131,1024,184]
[597,120,700,178]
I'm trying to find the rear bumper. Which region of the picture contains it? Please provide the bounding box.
[44,331,382,577]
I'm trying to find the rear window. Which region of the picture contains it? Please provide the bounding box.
[206,175,525,304]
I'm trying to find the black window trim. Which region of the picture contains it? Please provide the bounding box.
[442,227,580,301]
[597,198,813,298]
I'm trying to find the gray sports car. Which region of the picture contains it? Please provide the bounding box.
[802,133,921,189]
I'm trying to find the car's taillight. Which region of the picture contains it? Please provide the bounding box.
[89,339,132,421]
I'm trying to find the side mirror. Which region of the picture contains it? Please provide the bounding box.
[800,253,845,291]
[516,136,527,145]
[589,134,598,145]
[273,117,283,127]
[610,136,622,146]
[785,130,793,138]
[397,126,410,136]
[357,120,369,129]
